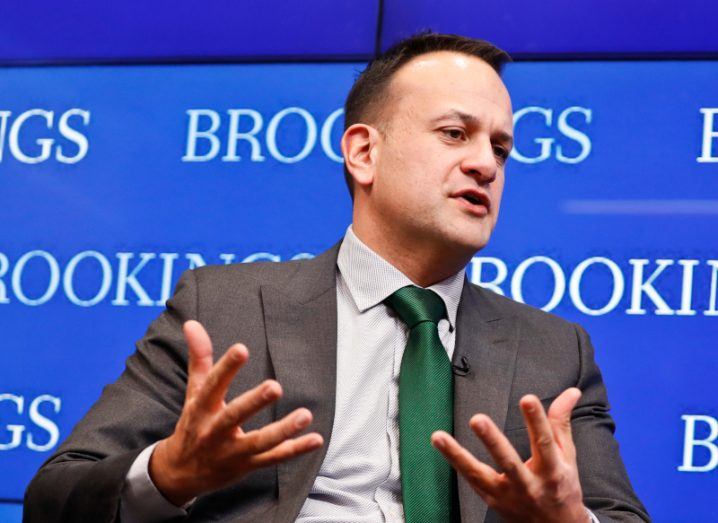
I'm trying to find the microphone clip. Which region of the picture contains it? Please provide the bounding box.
[452,356,471,376]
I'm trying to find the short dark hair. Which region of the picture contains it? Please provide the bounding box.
[342,31,512,199]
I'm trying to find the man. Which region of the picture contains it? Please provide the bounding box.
[24,33,649,522]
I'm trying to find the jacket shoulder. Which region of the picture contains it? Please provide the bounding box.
[471,282,579,340]
[189,256,309,289]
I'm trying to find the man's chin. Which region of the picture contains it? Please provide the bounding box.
[439,228,492,256]
[463,237,491,255]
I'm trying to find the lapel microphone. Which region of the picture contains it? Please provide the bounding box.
[452,356,471,376]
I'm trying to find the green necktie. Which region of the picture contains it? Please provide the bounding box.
[385,285,457,523]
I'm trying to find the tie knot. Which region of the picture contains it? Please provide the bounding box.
[384,285,446,329]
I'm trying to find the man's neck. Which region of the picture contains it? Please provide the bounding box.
[350,219,472,288]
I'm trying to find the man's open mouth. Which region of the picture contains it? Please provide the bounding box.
[452,189,490,212]
[462,193,483,205]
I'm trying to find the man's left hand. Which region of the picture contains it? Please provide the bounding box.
[431,387,590,523]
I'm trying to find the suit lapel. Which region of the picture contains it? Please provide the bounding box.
[261,243,340,523]
[453,281,520,523]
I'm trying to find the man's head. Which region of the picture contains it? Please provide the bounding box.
[341,32,513,266]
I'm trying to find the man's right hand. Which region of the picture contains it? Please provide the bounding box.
[149,320,324,507]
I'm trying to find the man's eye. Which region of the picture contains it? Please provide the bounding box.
[442,128,465,140]
[493,146,509,160]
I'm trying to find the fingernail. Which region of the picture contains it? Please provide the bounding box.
[433,437,445,450]
[474,418,485,434]
[262,383,276,400]
[295,411,310,428]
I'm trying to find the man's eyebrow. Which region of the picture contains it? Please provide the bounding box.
[494,130,514,148]
[430,110,478,126]
[431,109,513,147]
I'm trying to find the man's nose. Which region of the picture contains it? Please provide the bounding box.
[460,138,498,183]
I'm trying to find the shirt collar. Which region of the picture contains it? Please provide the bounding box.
[337,225,465,329]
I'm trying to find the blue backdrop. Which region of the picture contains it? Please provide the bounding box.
[2,0,717,63]
[1,60,717,521]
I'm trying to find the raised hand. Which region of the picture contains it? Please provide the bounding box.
[431,388,590,523]
[149,320,324,506]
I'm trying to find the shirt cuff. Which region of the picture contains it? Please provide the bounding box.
[585,506,600,523]
[120,441,196,523]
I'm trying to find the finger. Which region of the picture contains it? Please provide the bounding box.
[469,414,533,486]
[194,343,248,410]
[547,388,581,459]
[431,430,502,497]
[241,408,315,456]
[520,395,562,472]
[248,432,324,469]
[214,379,283,433]
[184,320,214,399]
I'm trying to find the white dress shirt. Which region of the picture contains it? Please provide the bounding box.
[296,225,464,521]
[120,225,598,523]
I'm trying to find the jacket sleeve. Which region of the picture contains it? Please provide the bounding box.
[572,323,651,523]
[23,270,198,523]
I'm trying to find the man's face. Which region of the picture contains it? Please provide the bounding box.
[370,51,513,254]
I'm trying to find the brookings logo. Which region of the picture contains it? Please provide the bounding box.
[1,249,716,316]
[181,105,593,165]
[0,109,90,164]
[679,415,718,472]
[0,393,61,452]
[698,108,718,163]
[182,107,344,164]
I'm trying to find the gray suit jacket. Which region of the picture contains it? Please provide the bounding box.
[24,241,649,522]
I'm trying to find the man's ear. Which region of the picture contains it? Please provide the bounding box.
[341,123,381,191]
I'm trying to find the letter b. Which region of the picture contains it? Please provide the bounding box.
[678,414,718,472]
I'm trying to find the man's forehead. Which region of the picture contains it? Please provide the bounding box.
[388,51,512,120]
